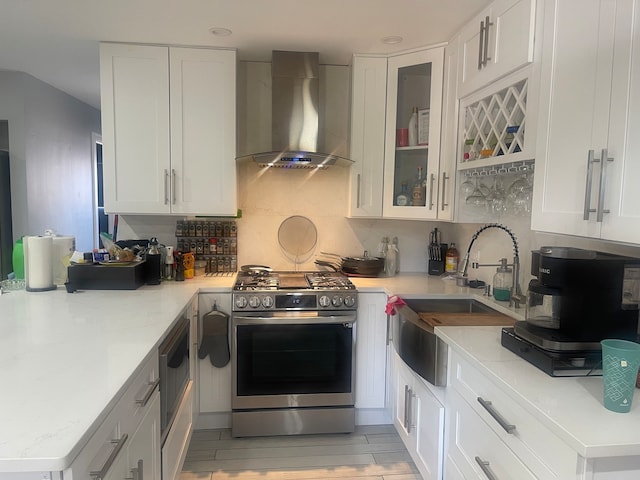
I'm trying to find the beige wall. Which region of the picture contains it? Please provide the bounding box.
[0,71,101,251]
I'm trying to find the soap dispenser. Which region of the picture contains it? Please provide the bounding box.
[493,258,513,301]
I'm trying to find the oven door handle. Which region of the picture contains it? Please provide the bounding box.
[233,315,356,326]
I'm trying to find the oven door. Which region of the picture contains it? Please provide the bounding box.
[232,312,356,410]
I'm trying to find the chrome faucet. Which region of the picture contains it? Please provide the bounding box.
[457,223,526,308]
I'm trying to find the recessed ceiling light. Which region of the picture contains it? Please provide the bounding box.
[381,36,403,45]
[209,27,232,37]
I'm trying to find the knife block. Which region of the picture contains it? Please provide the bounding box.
[428,244,448,276]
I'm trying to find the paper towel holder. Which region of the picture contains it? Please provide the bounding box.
[24,235,57,292]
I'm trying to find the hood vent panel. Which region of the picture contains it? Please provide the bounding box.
[245,51,352,169]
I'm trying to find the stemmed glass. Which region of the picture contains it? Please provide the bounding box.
[507,170,533,215]
[466,178,486,208]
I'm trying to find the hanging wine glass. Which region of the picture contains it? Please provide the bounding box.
[466,178,486,208]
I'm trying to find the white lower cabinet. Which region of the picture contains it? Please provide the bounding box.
[446,389,537,479]
[64,352,161,480]
[392,349,444,480]
[196,293,232,429]
[355,292,389,424]
[128,390,161,480]
[446,350,577,479]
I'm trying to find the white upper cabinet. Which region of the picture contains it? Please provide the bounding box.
[349,48,447,220]
[383,48,445,220]
[100,43,237,216]
[348,55,387,217]
[532,0,640,244]
[458,0,536,98]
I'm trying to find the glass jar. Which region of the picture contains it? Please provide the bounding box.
[493,258,513,301]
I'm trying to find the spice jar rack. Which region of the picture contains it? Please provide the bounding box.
[175,219,237,274]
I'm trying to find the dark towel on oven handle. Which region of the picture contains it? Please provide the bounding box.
[198,306,230,367]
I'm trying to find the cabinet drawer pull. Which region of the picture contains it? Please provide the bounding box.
[483,16,493,66]
[596,148,613,222]
[429,173,436,210]
[475,456,498,480]
[89,433,128,479]
[477,397,516,434]
[441,172,450,210]
[583,150,598,220]
[135,378,159,407]
[356,173,361,209]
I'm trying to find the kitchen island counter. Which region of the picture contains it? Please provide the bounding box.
[436,325,640,460]
[0,275,233,474]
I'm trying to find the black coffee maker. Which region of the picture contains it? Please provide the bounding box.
[502,246,640,376]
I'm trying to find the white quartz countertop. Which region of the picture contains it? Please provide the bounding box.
[0,275,233,473]
[3,270,630,472]
[436,326,640,458]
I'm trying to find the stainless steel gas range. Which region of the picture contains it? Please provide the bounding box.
[231,269,358,437]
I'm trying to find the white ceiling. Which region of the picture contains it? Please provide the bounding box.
[0,0,492,110]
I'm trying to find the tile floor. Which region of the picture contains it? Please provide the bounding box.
[179,425,420,480]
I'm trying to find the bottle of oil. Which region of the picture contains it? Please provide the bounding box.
[445,242,459,273]
[145,237,161,285]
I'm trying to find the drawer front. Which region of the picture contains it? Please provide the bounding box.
[450,351,576,478]
[447,389,537,480]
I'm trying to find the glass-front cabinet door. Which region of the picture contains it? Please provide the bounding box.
[383,48,444,219]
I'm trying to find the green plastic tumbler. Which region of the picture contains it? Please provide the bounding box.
[601,339,640,413]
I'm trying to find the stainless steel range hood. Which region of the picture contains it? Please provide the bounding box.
[246,51,352,169]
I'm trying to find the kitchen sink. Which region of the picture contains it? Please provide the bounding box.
[402,298,498,314]
[393,298,504,386]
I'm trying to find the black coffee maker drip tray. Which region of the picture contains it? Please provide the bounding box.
[501,327,603,377]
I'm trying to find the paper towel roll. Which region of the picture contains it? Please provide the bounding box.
[24,236,56,291]
[52,235,76,285]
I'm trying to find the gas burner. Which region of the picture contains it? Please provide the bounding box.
[306,272,356,290]
[232,270,358,312]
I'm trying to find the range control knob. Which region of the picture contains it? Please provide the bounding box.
[234,296,247,309]
[262,296,274,308]
[331,295,344,307]
[319,295,331,308]
[249,296,261,308]
[344,295,356,308]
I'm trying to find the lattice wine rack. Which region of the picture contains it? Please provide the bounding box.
[460,78,528,164]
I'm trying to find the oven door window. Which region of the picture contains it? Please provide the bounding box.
[236,323,352,396]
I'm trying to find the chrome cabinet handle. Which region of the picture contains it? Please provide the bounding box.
[441,172,450,210]
[407,388,416,433]
[89,433,128,479]
[164,169,170,205]
[429,173,436,210]
[483,16,493,66]
[475,456,498,480]
[477,397,516,434]
[356,173,361,209]
[583,150,598,220]
[596,148,613,222]
[135,378,159,407]
[404,384,410,430]
[478,19,485,70]
[171,169,177,205]
[125,459,143,480]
